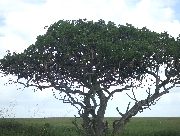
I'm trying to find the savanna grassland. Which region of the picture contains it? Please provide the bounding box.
[0,117,180,136]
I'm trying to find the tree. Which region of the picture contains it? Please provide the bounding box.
[0,19,180,135]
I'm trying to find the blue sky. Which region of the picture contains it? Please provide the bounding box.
[0,0,180,118]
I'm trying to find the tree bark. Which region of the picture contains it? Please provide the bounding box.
[112,117,129,135]
[94,89,108,136]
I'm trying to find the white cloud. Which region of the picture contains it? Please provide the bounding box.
[0,33,29,55]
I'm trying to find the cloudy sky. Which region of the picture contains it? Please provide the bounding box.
[0,0,180,118]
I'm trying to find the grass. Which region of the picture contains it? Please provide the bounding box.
[0,117,180,136]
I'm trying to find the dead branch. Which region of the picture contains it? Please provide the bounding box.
[126,91,138,103]
[126,102,131,113]
[116,107,124,116]
[108,84,134,101]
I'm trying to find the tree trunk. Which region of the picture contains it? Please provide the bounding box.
[94,118,105,136]
[112,118,128,135]
[94,89,108,136]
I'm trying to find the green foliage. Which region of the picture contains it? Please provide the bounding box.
[1,19,179,89]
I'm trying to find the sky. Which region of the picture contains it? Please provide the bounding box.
[0,0,180,118]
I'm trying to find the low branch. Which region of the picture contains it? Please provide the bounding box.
[116,107,124,116]
[16,78,86,110]
[126,89,138,103]
[107,84,133,101]
[126,102,131,113]
[112,78,177,135]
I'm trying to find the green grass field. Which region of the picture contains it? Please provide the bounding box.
[0,117,180,136]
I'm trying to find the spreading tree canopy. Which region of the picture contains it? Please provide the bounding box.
[0,19,180,135]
